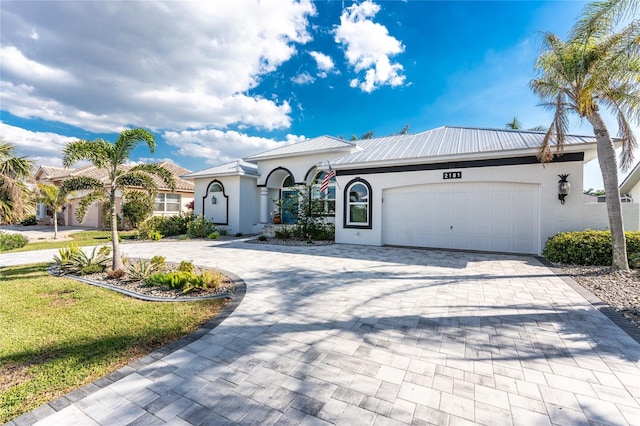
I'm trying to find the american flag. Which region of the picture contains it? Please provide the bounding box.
[320,162,335,193]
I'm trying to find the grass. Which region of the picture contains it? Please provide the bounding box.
[6,230,139,252]
[0,263,229,423]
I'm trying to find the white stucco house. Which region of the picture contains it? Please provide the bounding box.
[183,126,639,255]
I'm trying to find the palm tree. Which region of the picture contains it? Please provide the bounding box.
[0,139,34,224]
[34,183,73,240]
[506,116,522,130]
[530,0,639,270]
[61,129,175,271]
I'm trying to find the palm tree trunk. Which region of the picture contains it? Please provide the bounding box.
[587,111,629,270]
[110,189,124,271]
[53,211,58,240]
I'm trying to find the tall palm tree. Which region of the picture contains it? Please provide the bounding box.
[34,183,73,240]
[61,129,175,271]
[530,0,639,270]
[0,139,34,224]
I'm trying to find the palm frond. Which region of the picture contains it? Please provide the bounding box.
[74,190,108,223]
[0,141,34,179]
[116,172,157,193]
[62,139,110,168]
[571,0,638,42]
[60,176,105,194]
[113,129,156,166]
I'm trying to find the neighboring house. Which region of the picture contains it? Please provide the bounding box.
[183,126,639,255]
[34,162,194,228]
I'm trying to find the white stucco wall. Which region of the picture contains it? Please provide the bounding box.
[192,175,259,235]
[335,159,586,254]
[255,153,337,187]
[582,202,640,232]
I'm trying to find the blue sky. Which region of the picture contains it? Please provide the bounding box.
[0,0,631,189]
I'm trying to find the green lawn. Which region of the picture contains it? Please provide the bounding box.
[0,263,228,423]
[8,230,139,252]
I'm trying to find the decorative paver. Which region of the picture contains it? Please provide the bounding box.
[2,240,640,425]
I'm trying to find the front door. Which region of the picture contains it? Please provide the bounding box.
[281,190,298,224]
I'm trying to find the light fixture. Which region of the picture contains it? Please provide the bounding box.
[558,174,570,204]
[211,196,217,205]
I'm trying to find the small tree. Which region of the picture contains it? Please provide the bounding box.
[34,183,73,239]
[122,190,154,229]
[61,129,176,271]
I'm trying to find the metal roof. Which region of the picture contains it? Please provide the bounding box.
[244,135,354,161]
[333,126,598,166]
[181,160,258,179]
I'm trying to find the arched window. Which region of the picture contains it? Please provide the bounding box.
[209,183,223,193]
[283,175,294,188]
[345,179,371,228]
[311,170,336,215]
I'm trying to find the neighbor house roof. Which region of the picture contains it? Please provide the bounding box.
[619,162,640,195]
[181,161,259,179]
[35,162,194,192]
[244,135,354,162]
[332,126,599,167]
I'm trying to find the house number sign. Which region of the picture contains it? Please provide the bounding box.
[443,171,462,180]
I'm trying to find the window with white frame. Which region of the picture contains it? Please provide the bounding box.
[345,180,370,227]
[311,171,336,215]
[154,193,181,213]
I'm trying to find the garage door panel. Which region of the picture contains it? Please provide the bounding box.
[382,182,540,254]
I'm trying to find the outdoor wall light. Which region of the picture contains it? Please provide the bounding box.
[211,195,217,205]
[558,174,570,205]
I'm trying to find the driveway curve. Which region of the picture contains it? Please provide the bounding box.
[3,241,640,425]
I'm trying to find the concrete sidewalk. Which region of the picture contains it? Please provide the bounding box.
[3,241,640,425]
[0,225,93,242]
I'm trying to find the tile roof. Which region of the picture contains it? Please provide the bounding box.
[244,135,354,161]
[181,161,258,179]
[36,162,194,192]
[332,126,598,166]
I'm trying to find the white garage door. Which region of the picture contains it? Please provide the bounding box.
[382,182,540,254]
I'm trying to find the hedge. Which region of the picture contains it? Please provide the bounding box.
[543,229,640,266]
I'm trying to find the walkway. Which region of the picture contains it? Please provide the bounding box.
[3,241,640,425]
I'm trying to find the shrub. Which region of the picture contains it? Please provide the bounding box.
[20,215,37,226]
[274,227,292,240]
[178,234,189,241]
[187,215,217,238]
[207,232,220,240]
[122,191,154,229]
[145,268,223,294]
[543,230,640,266]
[257,235,267,241]
[0,232,29,251]
[178,260,195,273]
[234,232,242,237]
[219,228,228,236]
[150,256,166,269]
[53,245,112,275]
[138,215,192,239]
[126,258,163,282]
[150,231,162,241]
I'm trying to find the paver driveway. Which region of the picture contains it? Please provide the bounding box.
[3,241,640,425]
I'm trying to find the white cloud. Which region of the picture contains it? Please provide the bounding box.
[0,122,76,167]
[309,51,335,77]
[1,46,76,86]
[334,0,405,93]
[162,129,304,166]
[0,0,316,132]
[291,72,316,85]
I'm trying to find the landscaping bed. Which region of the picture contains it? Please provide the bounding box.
[558,264,640,329]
